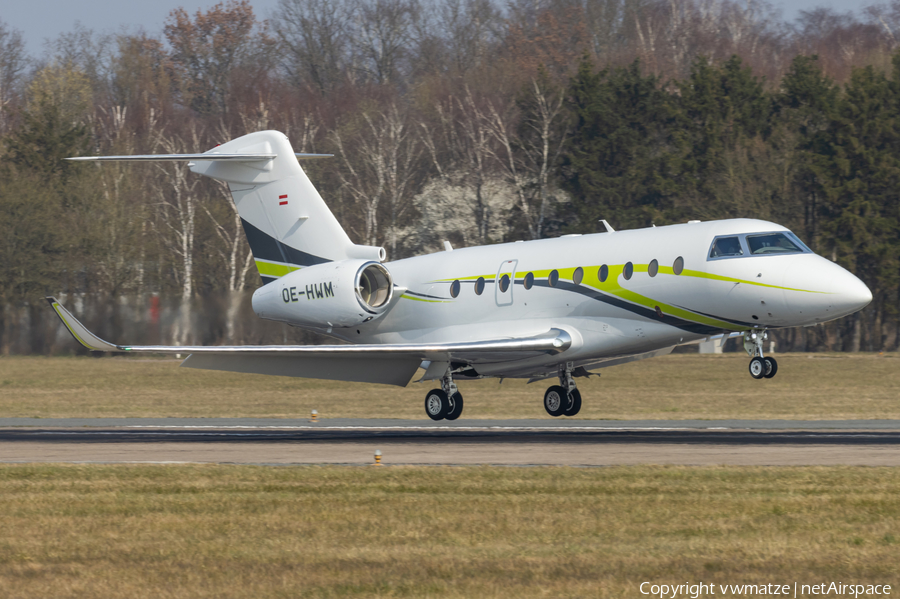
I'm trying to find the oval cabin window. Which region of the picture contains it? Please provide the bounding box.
[573,267,584,285]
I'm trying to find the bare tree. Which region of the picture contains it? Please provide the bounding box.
[332,105,421,256]
[515,74,567,239]
[274,0,351,92]
[420,90,501,246]
[164,0,271,114]
[350,0,421,85]
[0,20,26,135]
[439,0,501,73]
[151,129,203,345]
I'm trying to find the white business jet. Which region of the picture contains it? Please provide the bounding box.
[49,130,872,420]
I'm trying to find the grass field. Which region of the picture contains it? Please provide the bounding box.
[0,464,897,598]
[0,352,898,420]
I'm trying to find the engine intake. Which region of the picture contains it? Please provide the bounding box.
[252,260,395,328]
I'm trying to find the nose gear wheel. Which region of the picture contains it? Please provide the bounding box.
[743,330,778,380]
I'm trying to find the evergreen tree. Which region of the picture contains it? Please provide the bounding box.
[775,55,838,252]
[560,55,683,231]
[819,63,900,348]
[677,55,772,220]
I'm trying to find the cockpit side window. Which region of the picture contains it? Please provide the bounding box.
[746,232,804,255]
[709,236,743,258]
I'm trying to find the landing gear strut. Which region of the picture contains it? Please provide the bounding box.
[424,370,463,420]
[544,362,582,417]
[744,330,778,380]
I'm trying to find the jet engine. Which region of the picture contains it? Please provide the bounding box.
[251,259,394,328]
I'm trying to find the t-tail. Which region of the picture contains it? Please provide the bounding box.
[68,130,384,284]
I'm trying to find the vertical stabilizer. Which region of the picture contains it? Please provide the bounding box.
[189,130,383,284]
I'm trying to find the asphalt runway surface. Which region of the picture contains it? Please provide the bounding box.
[2,418,900,466]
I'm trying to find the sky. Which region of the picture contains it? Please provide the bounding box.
[1,0,879,58]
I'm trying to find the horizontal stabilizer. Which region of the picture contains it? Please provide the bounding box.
[66,153,331,162]
[66,153,276,162]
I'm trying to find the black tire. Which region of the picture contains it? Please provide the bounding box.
[544,385,567,417]
[445,392,464,420]
[764,357,778,378]
[424,389,449,420]
[749,357,766,379]
[563,388,582,416]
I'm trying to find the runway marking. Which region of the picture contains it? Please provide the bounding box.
[121,425,700,431]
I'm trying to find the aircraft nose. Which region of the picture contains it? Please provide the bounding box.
[784,258,872,323]
[842,272,873,312]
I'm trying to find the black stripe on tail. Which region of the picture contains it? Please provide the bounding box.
[240,218,331,268]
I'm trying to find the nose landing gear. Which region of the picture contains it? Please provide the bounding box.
[424,370,464,420]
[744,330,778,379]
[544,362,582,417]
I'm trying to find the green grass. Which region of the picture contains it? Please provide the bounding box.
[0,353,898,419]
[0,465,897,598]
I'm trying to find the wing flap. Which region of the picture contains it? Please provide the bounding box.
[181,353,420,387]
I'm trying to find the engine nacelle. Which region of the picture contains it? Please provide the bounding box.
[251,260,394,328]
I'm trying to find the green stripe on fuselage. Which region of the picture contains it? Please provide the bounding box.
[255,260,301,279]
[429,261,823,331]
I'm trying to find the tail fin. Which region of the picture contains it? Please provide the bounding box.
[189,131,383,284]
[69,130,383,285]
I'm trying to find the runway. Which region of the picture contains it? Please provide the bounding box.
[2,418,900,466]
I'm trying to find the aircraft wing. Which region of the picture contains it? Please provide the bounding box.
[47,297,571,387]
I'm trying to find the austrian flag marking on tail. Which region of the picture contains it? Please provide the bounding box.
[279,194,288,206]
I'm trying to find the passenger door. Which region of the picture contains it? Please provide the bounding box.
[495,259,517,306]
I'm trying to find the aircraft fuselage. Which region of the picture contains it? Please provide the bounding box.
[287,218,871,379]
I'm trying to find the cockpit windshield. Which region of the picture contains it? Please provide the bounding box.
[746,233,806,255]
[709,236,743,258]
[707,230,811,261]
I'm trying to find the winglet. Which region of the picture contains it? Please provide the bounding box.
[45,297,122,352]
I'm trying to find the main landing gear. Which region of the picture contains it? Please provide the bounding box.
[544,362,582,417]
[424,371,464,421]
[744,330,778,380]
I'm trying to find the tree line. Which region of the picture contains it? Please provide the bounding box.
[0,0,897,354]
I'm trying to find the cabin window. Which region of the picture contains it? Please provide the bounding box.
[573,267,584,285]
[499,274,510,292]
[549,270,559,287]
[475,277,485,295]
[523,272,534,290]
[599,264,609,283]
[709,236,743,258]
[648,259,658,277]
[673,256,684,275]
[623,262,634,280]
[450,280,460,298]
[746,232,804,255]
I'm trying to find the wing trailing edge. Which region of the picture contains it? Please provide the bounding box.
[46,297,572,386]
